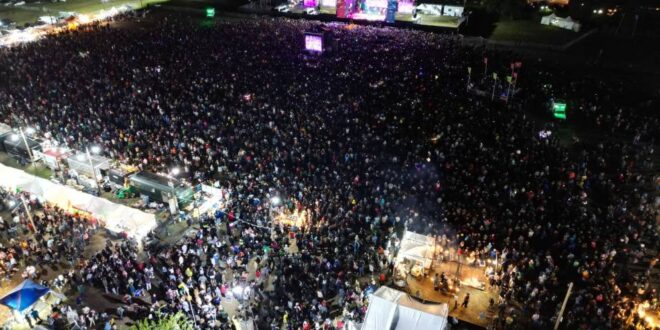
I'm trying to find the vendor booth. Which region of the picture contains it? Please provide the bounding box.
[540,14,581,32]
[65,152,110,180]
[108,166,137,188]
[36,147,72,171]
[0,124,11,153]
[0,280,66,329]
[129,171,193,208]
[0,163,157,239]
[362,286,448,330]
[2,134,42,163]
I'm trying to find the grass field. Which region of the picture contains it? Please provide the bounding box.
[0,0,167,26]
[490,20,583,45]
[0,153,51,179]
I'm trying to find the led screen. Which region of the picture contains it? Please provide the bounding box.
[304,34,323,52]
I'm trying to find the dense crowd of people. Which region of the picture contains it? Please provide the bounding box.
[0,11,657,330]
[0,188,96,281]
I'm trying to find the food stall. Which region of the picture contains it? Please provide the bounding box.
[65,152,110,180]
[36,147,72,171]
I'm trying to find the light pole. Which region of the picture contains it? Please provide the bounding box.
[553,282,574,330]
[12,127,35,163]
[19,195,37,233]
[81,146,102,196]
[169,167,181,216]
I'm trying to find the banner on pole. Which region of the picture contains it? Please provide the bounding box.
[493,73,498,80]
[468,67,472,74]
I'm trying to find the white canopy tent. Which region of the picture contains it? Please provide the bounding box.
[0,163,156,239]
[396,231,436,270]
[541,14,581,32]
[362,286,448,330]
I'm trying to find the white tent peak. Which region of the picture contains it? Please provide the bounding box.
[361,286,448,330]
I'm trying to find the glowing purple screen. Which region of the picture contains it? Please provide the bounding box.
[305,34,323,52]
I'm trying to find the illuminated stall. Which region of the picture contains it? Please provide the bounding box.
[0,163,157,239]
[394,231,436,279]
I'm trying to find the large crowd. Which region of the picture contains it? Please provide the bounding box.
[0,11,657,330]
[0,188,96,281]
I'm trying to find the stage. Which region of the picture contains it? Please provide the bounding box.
[389,231,500,328]
[399,261,499,328]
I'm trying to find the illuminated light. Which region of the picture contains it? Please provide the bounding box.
[553,102,567,119]
[25,127,35,135]
[349,12,387,21]
[171,167,181,176]
[304,34,323,52]
[461,277,484,289]
[270,196,281,206]
[77,154,86,161]
[8,201,16,208]
[90,145,101,154]
[10,134,19,142]
[205,7,215,18]
[78,14,91,24]
[364,0,387,8]
[275,208,310,228]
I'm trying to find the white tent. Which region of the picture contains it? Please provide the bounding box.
[0,163,156,239]
[396,231,436,270]
[540,14,581,32]
[362,286,448,330]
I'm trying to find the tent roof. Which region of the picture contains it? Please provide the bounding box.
[397,231,435,264]
[0,163,157,239]
[362,286,448,330]
[0,280,50,312]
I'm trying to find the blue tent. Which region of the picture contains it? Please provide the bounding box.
[0,280,50,312]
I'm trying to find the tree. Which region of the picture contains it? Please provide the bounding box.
[128,312,195,330]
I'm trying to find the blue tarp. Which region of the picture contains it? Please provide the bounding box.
[0,280,50,312]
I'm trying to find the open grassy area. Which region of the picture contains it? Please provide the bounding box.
[0,0,168,26]
[490,19,583,45]
[0,153,51,179]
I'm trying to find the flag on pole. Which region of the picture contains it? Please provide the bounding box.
[513,72,518,79]
[510,63,515,70]
[515,62,522,68]
[493,73,498,80]
[484,57,488,64]
[506,76,512,84]
[468,67,472,74]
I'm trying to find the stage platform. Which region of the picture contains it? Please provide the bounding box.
[237,2,461,31]
[398,261,499,328]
